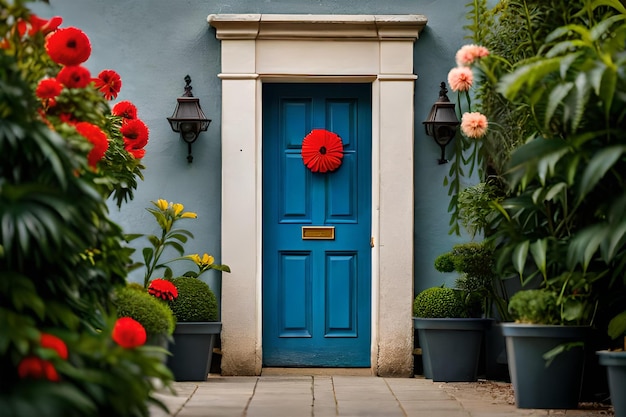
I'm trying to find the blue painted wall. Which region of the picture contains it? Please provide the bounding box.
[32,0,473,302]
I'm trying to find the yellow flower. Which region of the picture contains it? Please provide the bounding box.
[172,203,184,217]
[181,211,197,219]
[155,199,169,211]
[188,253,214,268]
[200,253,214,267]
[188,254,201,265]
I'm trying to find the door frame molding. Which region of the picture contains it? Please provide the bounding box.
[209,14,427,376]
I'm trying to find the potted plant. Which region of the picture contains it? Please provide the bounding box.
[166,276,220,381]
[128,199,230,381]
[413,286,490,382]
[437,241,512,380]
[113,283,176,349]
[501,288,592,409]
[597,311,626,417]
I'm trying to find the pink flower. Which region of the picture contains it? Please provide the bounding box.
[461,112,488,138]
[455,44,489,66]
[448,67,474,92]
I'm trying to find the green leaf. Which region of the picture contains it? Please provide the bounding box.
[608,311,626,339]
[589,62,618,122]
[142,247,154,266]
[567,225,606,270]
[497,57,562,99]
[544,182,567,203]
[577,145,625,202]
[603,219,626,262]
[512,241,529,277]
[545,82,573,129]
[570,72,591,132]
[589,0,626,15]
[164,241,185,255]
[543,342,584,367]
[530,239,547,280]
[166,233,189,244]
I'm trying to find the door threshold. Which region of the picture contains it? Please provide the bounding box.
[261,368,373,376]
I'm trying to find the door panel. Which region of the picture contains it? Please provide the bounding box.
[262,83,371,367]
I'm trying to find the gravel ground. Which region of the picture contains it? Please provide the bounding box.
[437,379,615,416]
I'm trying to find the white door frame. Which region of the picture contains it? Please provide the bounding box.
[208,14,427,376]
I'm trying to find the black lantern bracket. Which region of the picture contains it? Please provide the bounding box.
[167,75,211,163]
[422,81,460,164]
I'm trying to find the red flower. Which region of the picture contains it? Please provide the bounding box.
[112,317,147,349]
[112,100,137,120]
[93,69,122,100]
[57,65,91,89]
[35,78,63,100]
[125,147,145,159]
[120,118,149,149]
[148,279,178,301]
[45,27,91,66]
[59,113,78,125]
[17,356,59,382]
[29,14,63,36]
[301,129,344,173]
[74,122,109,168]
[40,333,68,360]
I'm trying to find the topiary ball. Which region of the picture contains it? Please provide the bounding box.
[168,277,218,322]
[413,287,467,318]
[114,285,176,337]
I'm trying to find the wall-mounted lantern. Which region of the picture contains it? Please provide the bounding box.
[423,82,460,164]
[167,75,211,163]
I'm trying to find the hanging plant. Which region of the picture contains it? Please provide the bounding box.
[301,128,343,173]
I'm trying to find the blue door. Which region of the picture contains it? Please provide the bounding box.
[262,83,372,367]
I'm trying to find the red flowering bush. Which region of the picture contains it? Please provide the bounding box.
[1,2,172,416]
[5,7,149,207]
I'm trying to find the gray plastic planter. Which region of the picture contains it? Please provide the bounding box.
[167,322,221,381]
[502,323,589,409]
[597,350,626,417]
[413,317,491,382]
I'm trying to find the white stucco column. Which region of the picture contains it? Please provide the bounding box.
[376,77,415,376]
[219,75,262,375]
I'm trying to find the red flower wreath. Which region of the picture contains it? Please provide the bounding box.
[301,129,343,173]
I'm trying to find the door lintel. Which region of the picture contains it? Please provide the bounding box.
[208,14,427,40]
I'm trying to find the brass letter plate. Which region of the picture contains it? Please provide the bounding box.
[302,226,335,240]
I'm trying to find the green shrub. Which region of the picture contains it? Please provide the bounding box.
[168,277,218,322]
[508,289,560,325]
[434,253,455,273]
[413,287,467,318]
[114,286,175,337]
